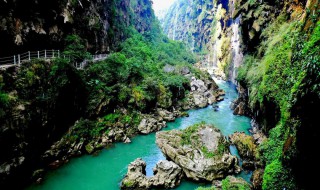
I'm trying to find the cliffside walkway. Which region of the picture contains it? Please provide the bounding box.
[0,50,108,70]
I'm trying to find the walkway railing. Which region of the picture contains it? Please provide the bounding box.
[76,54,109,69]
[0,50,109,70]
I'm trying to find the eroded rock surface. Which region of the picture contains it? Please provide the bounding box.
[188,77,222,108]
[156,124,240,181]
[229,132,257,160]
[121,158,183,189]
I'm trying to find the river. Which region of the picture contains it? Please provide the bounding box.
[28,78,252,190]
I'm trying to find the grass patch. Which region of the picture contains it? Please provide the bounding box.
[123,179,135,187]
[222,176,251,190]
[180,122,205,145]
[201,146,215,158]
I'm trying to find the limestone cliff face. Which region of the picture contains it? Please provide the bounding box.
[160,0,305,81]
[0,0,155,56]
[162,0,215,52]
[161,0,242,81]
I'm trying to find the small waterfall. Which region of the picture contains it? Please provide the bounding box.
[230,15,243,83]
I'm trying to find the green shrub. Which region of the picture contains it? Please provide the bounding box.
[0,91,9,104]
[63,34,91,63]
[201,146,215,158]
[237,11,319,190]
[262,159,295,190]
[85,32,196,113]
[221,176,251,190]
[68,119,97,142]
[180,122,204,145]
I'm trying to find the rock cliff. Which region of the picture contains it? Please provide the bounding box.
[229,0,320,189]
[160,0,243,81]
[162,0,320,189]
[0,0,156,56]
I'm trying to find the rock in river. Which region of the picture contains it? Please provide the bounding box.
[137,116,166,134]
[156,123,240,182]
[121,158,183,189]
[229,132,258,161]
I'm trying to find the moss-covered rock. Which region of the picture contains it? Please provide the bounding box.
[121,158,183,189]
[156,123,240,181]
[221,176,251,190]
[85,143,94,154]
[229,132,258,161]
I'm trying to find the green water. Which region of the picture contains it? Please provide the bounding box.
[28,79,252,190]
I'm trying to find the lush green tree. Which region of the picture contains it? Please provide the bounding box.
[63,34,91,63]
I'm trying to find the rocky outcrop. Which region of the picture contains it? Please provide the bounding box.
[251,168,264,190]
[250,120,267,145]
[162,63,221,109]
[230,84,250,116]
[150,160,183,188]
[231,100,246,115]
[160,0,242,80]
[41,117,136,169]
[137,67,223,134]
[121,158,183,189]
[229,132,257,161]
[229,0,278,52]
[186,76,222,108]
[121,158,150,189]
[156,124,240,181]
[229,131,266,171]
[137,108,184,134]
[138,117,166,134]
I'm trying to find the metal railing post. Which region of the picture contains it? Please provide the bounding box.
[14,55,16,65]
[18,54,20,65]
[45,50,47,59]
[52,49,54,58]
[38,51,40,58]
[28,51,31,61]
[58,50,60,58]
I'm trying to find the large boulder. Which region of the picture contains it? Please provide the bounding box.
[187,77,220,108]
[180,66,190,75]
[157,108,175,121]
[121,159,183,190]
[121,158,150,190]
[150,160,183,188]
[191,77,208,92]
[193,93,208,108]
[138,116,166,134]
[163,64,175,73]
[229,132,257,160]
[156,124,240,182]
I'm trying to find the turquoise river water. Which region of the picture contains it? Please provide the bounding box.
[28,79,252,190]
